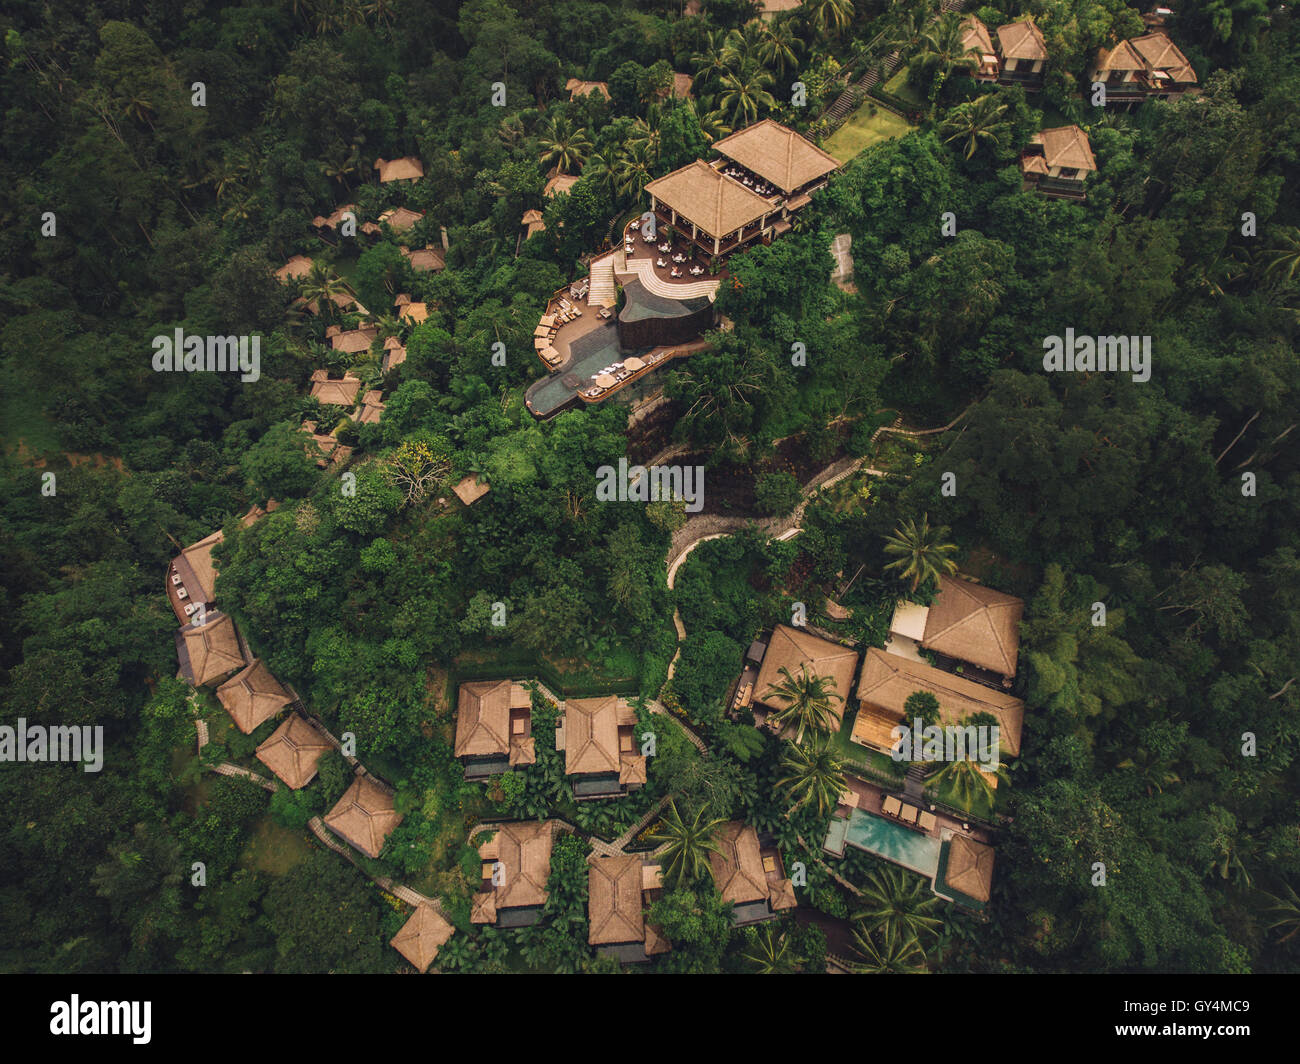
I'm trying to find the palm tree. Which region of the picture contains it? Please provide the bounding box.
[614,141,656,199]
[647,802,724,888]
[300,263,349,320]
[882,513,959,593]
[805,0,855,40]
[853,866,944,946]
[718,66,777,128]
[692,101,732,143]
[722,20,767,71]
[760,21,802,79]
[916,11,978,116]
[538,115,592,174]
[851,923,928,973]
[629,107,665,169]
[691,30,731,93]
[928,754,1007,814]
[885,2,934,65]
[1261,881,1300,946]
[777,736,846,816]
[1257,226,1300,285]
[765,666,843,744]
[940,94,1012,160]
[583,149,619,199]
[738,924,798,973]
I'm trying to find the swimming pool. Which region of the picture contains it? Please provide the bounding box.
[842,809,942,878]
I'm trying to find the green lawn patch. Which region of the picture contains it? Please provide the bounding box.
[825,106,913,163]
[240,816,315,876]
[883,68,927,108]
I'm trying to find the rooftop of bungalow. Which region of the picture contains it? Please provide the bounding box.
[353,389,385,425]
[853,646,1026,758]
[996,18,1048,62]
[324,774,402,859]
[565,78,609,100]
[544,171,580,198]
[917,574,1024,680]
[372,155,424,183]
[216,658,293,734]
[452,474,491,506]
[255,713,332,790]
[167,529,223,623]
[472,820,556,927]
[391,904,455,973]
[299,420,354,469]
[275,254,314,282]
[560,695,646,799]
[325,324,377,355]
[744,624,860,734]
[455,679,536,777]
[175,610,247,688]
[401,243,445,272]
[309,368,363,405]
[588,856,671,962]
[377,206,424,232]
[709,821,798,925]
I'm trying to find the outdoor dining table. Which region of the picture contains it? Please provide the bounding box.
[658,243,670,253]
[656,258,667,267]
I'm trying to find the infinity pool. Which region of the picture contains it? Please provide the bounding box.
[842,809,941,878]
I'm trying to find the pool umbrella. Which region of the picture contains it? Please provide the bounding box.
[624,357,645,372]
[594,373,617,388]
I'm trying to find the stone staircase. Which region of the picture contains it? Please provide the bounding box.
[587,251,617,307]
[818,0,968,133]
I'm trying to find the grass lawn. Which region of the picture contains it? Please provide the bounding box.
[240,816,316,876]
[825,105,913,163]
[883,68,927,108]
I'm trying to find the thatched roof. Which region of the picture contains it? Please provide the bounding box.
[378,206,424,231]
[216,659,293,735]
[709,822,769,907]
[470,891,498,924]
[753,624,859,727]
[564,696,622,776]
[565,78,610,99]
[996,19,1047,61]
[644,923,671,955]
[619,754,647,785]
[856,648,1025,757]
[313,204,358,230]
[943,834,995,902]
[373,156,424,183]
[921,575,1024,677]
[1031,125,1096,173]
[671,72,693,99]
[275,255,314,282]
[521,209,544,225]
[961,16,995,57]
[354,389,385,425]
[327,325,378,354]
[768,877,798,911]
[588,855,646,946]
[644,160,772,241]
[391,904,455,972]
[324,776,403,859]
[452,475,490,505]
[256,713,331,788]
[479,820,554,911]
[401,244,445,272]
[239,499,278,527]
[310,373,363,405]
[509,736,537,767]
[1131,31,1196,82]
[712,119,839,195]
[455,680,531,758]
[544,172,580,198]
[176,612,246,687]
[399,302,429,324]
[172,530,223,604]
[1094,38,1146,71]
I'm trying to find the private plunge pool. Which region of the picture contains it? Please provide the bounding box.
[837,809,942,879]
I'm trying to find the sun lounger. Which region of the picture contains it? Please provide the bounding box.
[918,811,937,832]
[898,804,919,825]
[882,795,902,817]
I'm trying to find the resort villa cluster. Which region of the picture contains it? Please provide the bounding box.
[955,14,1200,202]
[730,573,1028,912]
[524,118,841,418]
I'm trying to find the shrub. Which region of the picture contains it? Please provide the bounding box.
[755,470,802,517]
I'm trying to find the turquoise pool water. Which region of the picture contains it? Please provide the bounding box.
[842,809,941,877]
